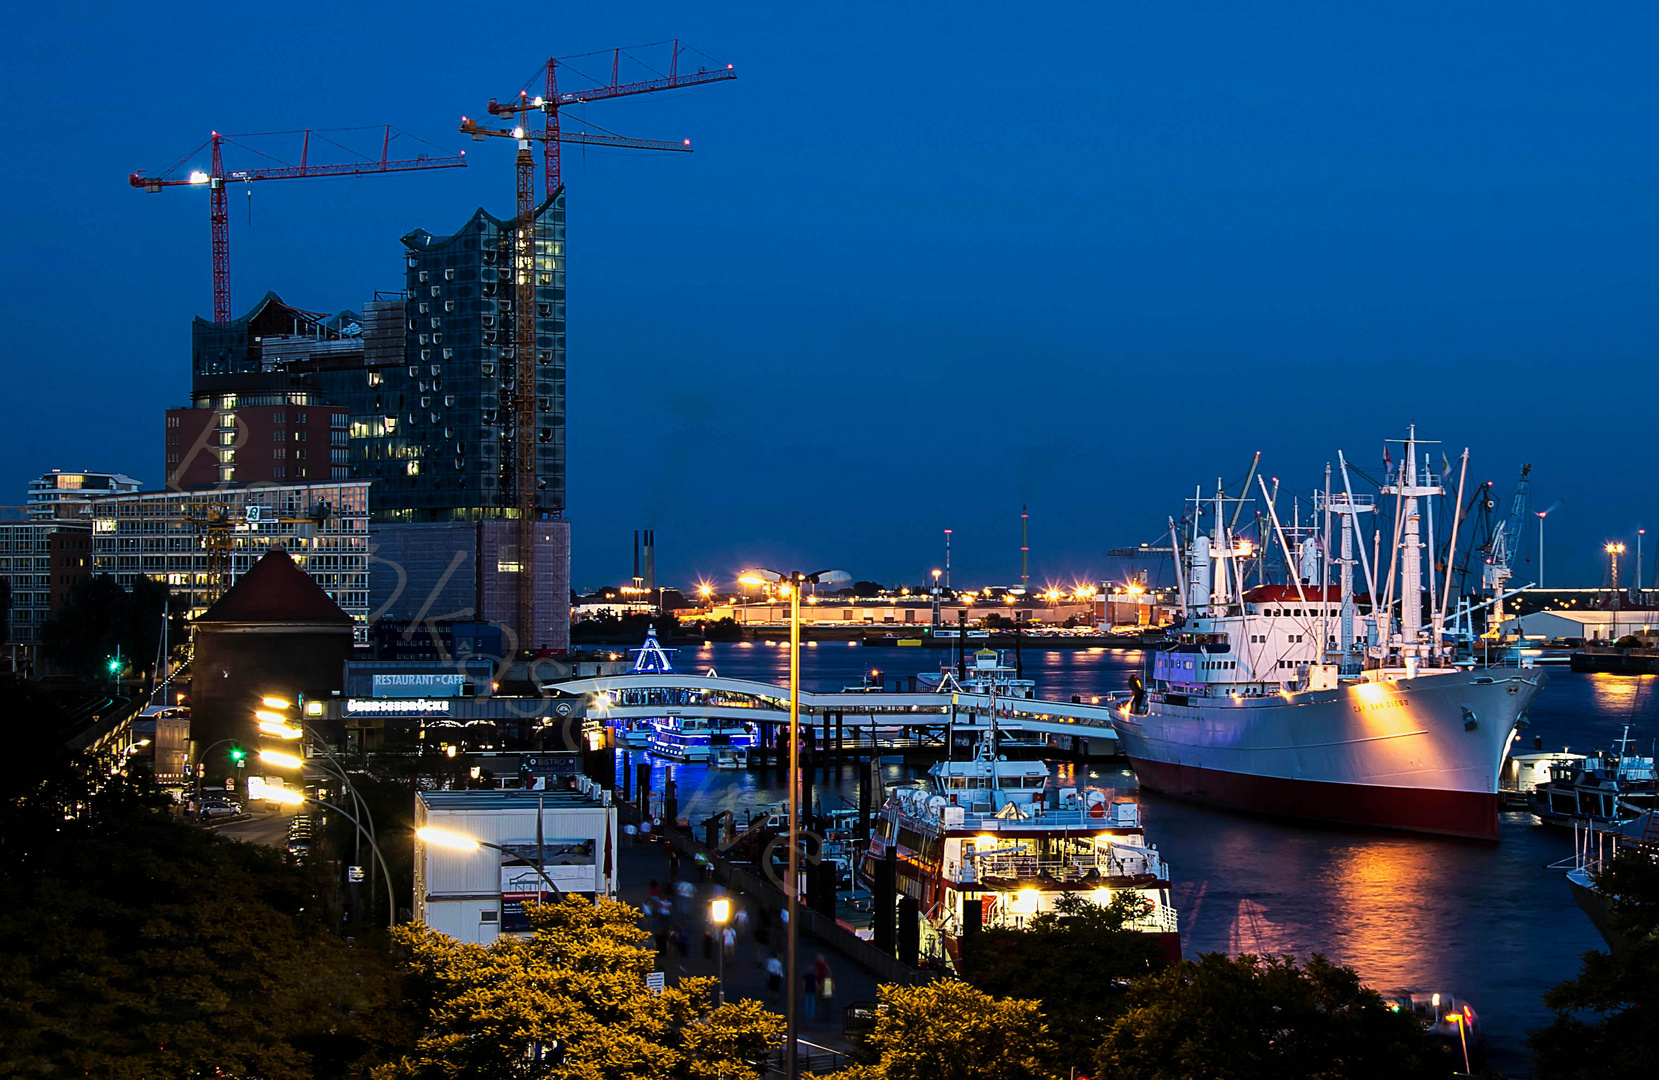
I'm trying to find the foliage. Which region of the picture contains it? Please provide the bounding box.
[697,617,744,642]
[41,573,185,678]
[0,705,409,1079]
[377,894,783,1080]
[827,979,1060,1080]
[1093,952,1452,1080]
[960,892,1164,1069]
[1529,849,1659,1078]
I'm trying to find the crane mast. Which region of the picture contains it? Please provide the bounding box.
[465,41,734,648]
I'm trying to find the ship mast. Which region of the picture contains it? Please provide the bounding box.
[1382,425,1443,673]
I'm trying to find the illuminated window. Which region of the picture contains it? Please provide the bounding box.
[406,462,420,476]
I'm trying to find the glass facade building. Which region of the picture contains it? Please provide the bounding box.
[311,192,566,524]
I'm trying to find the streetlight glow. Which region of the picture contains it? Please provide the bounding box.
[262,696,292,709]
[258,720,304,740]
[264,788,305,805]
[254,709,290,725]
[711,897,731,924]
[259,750,304,769]
[416,827,482,851]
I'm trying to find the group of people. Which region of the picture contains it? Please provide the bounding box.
[642,859,837,1023]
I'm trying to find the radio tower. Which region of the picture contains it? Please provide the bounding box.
[1021,505,1030,592]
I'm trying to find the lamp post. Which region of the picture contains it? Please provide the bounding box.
[265,788,396,928]
[738,566,849,1080]
[710,896,731,1005]
[416,826,565,899]
[1536,510,1550,589]
[258,698,383,925]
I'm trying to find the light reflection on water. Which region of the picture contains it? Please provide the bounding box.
[635,644,1652,1073]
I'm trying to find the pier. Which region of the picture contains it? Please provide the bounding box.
[551,672,1124,758]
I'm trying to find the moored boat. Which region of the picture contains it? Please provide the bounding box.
[1112,427,1549,840]
[862,724,1179,968]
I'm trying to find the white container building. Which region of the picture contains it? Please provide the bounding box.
[414,782,619,945]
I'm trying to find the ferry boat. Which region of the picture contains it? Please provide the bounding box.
[649,716,759,763]
[609,628,679,749]
[1111,427,1549,841]
[862,724,1180,968]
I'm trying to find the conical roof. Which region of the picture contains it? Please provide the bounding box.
[197,548,354,626]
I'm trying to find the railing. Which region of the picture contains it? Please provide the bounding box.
[901,802,1141,832]
[967,850,1164,885]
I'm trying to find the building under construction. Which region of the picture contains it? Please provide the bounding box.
[157,196,571,651]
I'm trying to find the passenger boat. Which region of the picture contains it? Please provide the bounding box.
[1112,427,1549,840]
[1529,728,1655,830]
[648,715,759,763]
[862,721,1179,968]
[1499,744,1587,809]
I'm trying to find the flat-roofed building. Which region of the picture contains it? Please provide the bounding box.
[414,785,617,945]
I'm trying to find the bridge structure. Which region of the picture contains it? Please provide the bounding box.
[547,672,1124,759]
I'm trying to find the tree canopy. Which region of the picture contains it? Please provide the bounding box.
[0,705,408,1079]
[41,573,185,678]
[960,892,1164,1069]
[1093,952,1453,1080]
[377,894,782,1080]
[1529,849,1659,1078]
[827,980,1060,1080]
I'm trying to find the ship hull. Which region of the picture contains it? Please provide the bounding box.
[1113,670,1548,841]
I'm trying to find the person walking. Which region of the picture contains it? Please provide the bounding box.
[802,964,820,1020]
[814,953,834,1018]
[765,952,785,1008]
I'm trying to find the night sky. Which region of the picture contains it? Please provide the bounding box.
[4,3,1656,591]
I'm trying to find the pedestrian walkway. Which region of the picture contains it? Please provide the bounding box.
[616,835,878,1050]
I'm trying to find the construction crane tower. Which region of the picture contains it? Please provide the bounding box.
[130,126,467,323]
[462,41,735,648]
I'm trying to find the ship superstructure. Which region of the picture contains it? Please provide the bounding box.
[1112,426,1548,840]
[864,717,1179,967]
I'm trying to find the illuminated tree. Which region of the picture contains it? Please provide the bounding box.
[377,895,783,1080]
[827,979,1060,1080]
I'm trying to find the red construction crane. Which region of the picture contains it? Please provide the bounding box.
[463,39,735,649]
[130,126,467,323]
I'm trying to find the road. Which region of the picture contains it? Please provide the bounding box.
[209,809,295,849]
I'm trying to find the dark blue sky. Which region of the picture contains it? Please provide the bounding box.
[4,3,1656,591]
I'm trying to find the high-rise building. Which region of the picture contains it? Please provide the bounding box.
[88,481,371,628]
[28,470,142,519]
[0,519,91,667]
[306,194,567,522]
[158,195,572,652]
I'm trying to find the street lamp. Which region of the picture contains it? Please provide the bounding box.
[1536,509,1551,588]
[710,897,732,1005]
[265,788,396,928]
[737,566,849,1080]
[415,826,565,898]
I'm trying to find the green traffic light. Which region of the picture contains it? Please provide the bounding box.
[107,658,121,673]
[229,748,246,762]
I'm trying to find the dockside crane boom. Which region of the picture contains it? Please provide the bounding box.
[1484,464,1532,629]
[130,126,467,323]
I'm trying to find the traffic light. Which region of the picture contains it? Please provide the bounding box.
[106,657,121,674]
[229,747,247,768]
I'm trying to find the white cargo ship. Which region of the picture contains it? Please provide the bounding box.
[1111,427,1548,840]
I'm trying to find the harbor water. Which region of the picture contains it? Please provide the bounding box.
[618,641,1659,1073]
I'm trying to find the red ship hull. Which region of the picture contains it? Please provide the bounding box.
[1129,757,1502,841]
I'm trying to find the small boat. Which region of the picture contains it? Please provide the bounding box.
[1562,809,1659,949]
[917,649,1037,698]
[1529,726,1655,831]
[712,747,747,770]
[649,715,759,763]
[1384,990,1483,1051]
[1499,742,1587,809]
